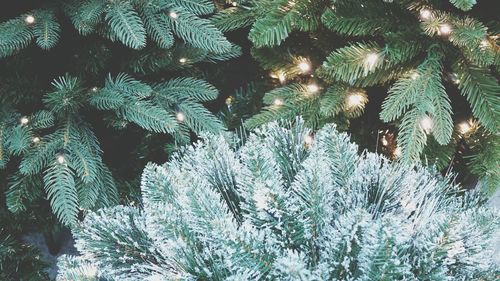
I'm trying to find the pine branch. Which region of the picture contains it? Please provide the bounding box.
[453,62,500,133]
[32,10,60,50]
[43,161,79,226]
[141,8,175,49]
[105,1,147,49]
[65,0,105,35]
[169,8,232,53]
[154,77,219,102]
[449,0,477,11]
[211,7,255,32]
[0,16,33,58]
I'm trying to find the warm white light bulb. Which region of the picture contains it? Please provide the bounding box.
[20,116,29,125]
[273,98,284,106]
[458,121,472,135]
[277,72,286,83]
[32,136,41,144]
[176,112,185,122]
[420,116,433,134]
[451,73,460,84]
[91,86,98,92]
[439,24,452,36]
[381,136,388,146]
[179,57,187,63]
[419,9,432,20]
[25,15,35,24]
[169,12,178,19]
[298,61,311,73]
[347,94,364,108]
[306,84,319,94]
[479,39,489,49]
[394,146,402,158]
[364,53,379,71]
[410,72,419,80]
[231,2,238,6]
[304,134,314,145]
[57,155,65,164]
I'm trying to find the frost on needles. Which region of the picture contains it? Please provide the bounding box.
[58,119,499,280]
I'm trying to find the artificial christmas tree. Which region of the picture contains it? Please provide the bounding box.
[212,0,500,190]
[57,119,499,280]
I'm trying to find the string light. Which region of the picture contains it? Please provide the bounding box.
[438,24,452,36]
[25,15,35,24]
[270,71,286,83]
[32,136,41,144]
[20,116,29,125]
[306,83,319,94]
[458,121,472,135]
[273,98,284,106]
[419,9,432,21]
[176,112,185,122]
[91,86,98,92]
[420,116,433,134]
[393,147,402,158]
[169,12,178,19]
[304,134,314,145]
[364,53,379,71]
[410,72,419,80]
[346,91,368,109]
[381,136,388,146]
[179,57,187,63]
[479,39,490,49]
[297,61,311,73]
[56,154,66,164]
[225,96,234,107]
[231,2,238,6]
[450,73,460,84]
[277,72,286,83]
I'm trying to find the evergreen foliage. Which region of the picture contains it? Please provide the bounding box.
[0,72,223,226]
[212,0,499,183]
[58,119,499,280]
[0,0,232,55]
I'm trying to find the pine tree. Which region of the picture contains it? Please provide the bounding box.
[58,119,499,280]
[211,0,500,188]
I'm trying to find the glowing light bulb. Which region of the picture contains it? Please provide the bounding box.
[169,12,178,19]
[410,72,419,80]
[91,86,98,92]
[458,121,473,135]
[480,39,489,49]
[450,73,460,84]
[273,98,284,106]
[420,116,433,134]
[364,53,379,71]
[304,134,314,145]
[176,112,185,122]
[419,9,432,20]
[225,96,234,106]
[297,61,311,73]
[179,57,187,63]
[381,136,388,146]
[277,72,286,83]
[231,2,238,6]
[394,147,402,158]
[25,15,35,24]
[306,84,319,94]
[347,94,364,108]
[438,24,452,36]
[32,136,41,144]
[57,154,65,164]
[20,116,29,125]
